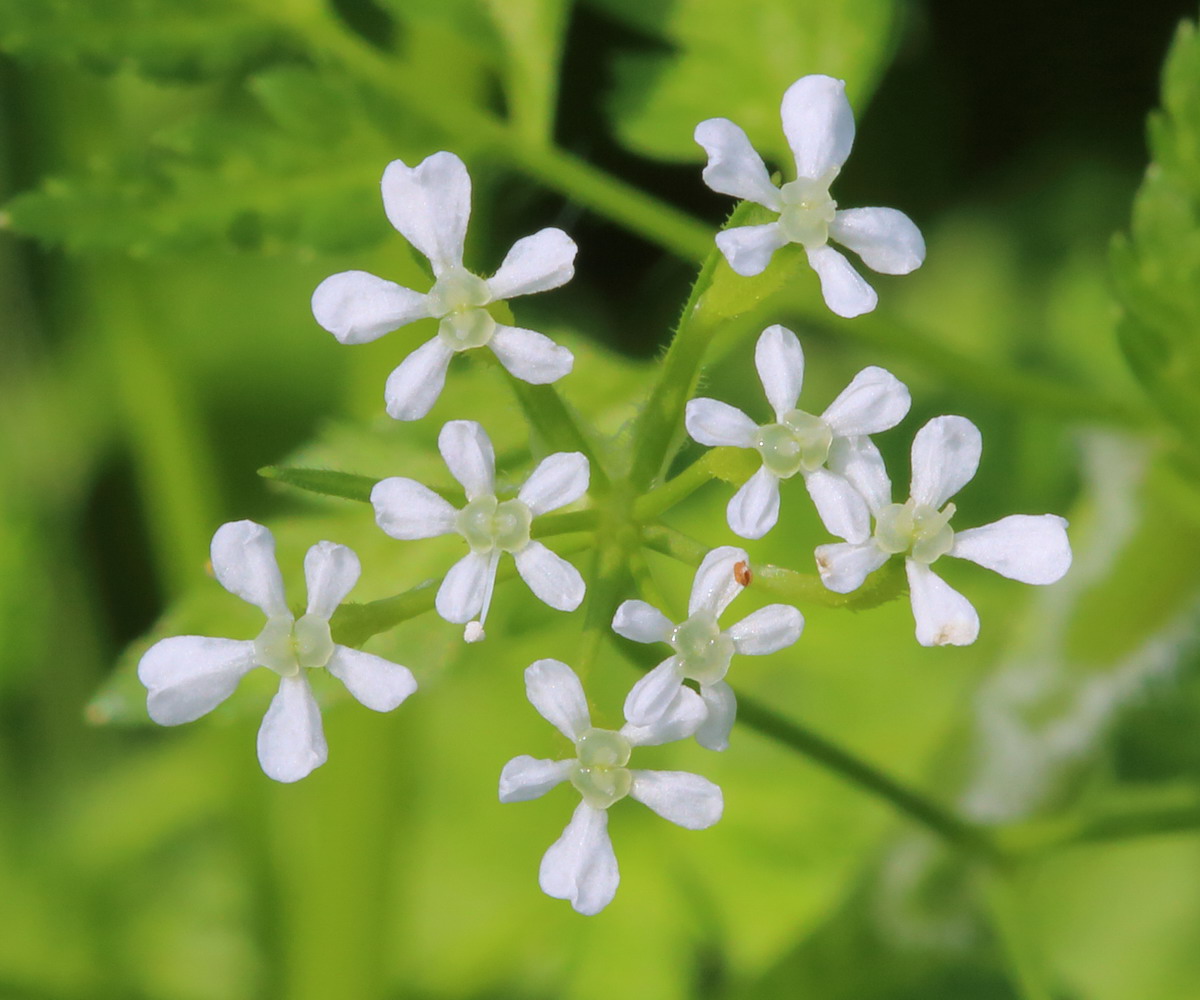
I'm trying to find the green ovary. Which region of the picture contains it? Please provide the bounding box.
[429,268,496,350]
[756,410,832,479]
[777,177,837,247]
[571,728,633,809]
[456,496,533,553]
[874,500,956,564]
[253,613,334,677]
[671,613,735,685]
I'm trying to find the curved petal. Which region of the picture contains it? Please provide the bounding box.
[754,324,806,419]
[726,466,781,539]
[539,802,619,916]
[256,675,328,783]
[211,520,288,617]
[138,636,257,725]
[629,770,723,829]
[498,755,573,802]
[518,452,590,516]
[486,228,577,300]
[827,436,892,514]
[906,560,980,647]
[384,337,454,422]
[514,541,585,611]
[684,398,757,448]
[688,545,750,618]
[910,415,982,509]
[326,645,417,712]
[715,223,787,277]
[694,118,782,210]
[611,600,674,645]
[728,604,803,655]
[622,657,685,728]
[830,207,926,275]
[695,682,737,752]
[804,467,872,543]
[311,271,431,344]
[371,477,458,540]
[805,244,877,319]
[438,420,496,500]
[621,686,706,747]
[488,324,574,384]
[303,541,360,619]
[780,74,855,181]
[381,151,470,275]
[820,366,911,438]
[950,514,1072,585]
[525,658,591,742]
[814,541,888,593]
[435,551,493,623]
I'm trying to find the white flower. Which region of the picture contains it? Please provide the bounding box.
[499,659,721,915]
[815,416,1073,646]
[611,546,803,751]
[371,420,589,641]
[685,324,910,539]
[137,521,418,783]
[311,151,577,421]
[695,74,925,318]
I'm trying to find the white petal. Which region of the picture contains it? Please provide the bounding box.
[621,686,706,746]
[695,682,737,752]
[384,337,455,422]
[829,207,926,275]
[814,541,888,593]
[804,467,871,543]
[380,151,470,275]
[629,770,723,829]
[715,223,787,277]
[539,802,619,916]
[780,74,855,181]
[518,451,589,516]
[806,245,877,319]
[435,551,493,623]
[498,755,573,802]
[371,478,458,540]
[623,657,685,728]
[827,436,892,514]
[906,560,980,647]
[486,228,577,300]
[303,541,360,619]
[525,658,591,742]
[210,520,288,617]
[694,118,782,210]
[138,636,257,725]
[684,398,757,448]
[754,324,806,419]
[820,366,911,438]
[689,545,750,617]
[728,604,803,655]
[514,541,585,611]
[489,324,574,384]
[611,600,674,645]
[950,514,1072,585]
[910,415,982,509]
[326,645,417,712]
[438,420,496,500]
[726,466,781,539]
[311,271,431,344]
[256,675,328,783]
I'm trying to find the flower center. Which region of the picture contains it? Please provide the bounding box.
[429,268,496,351]
[777,176,837,247]
[874,499,957,564]
[570,728,633,809]
[755,410,833,479]
[670,612,735,685]
[455,495,533,553]
[253,613,334,677]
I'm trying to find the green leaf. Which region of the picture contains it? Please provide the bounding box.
[484,0,570,144]
[259,465,379,503]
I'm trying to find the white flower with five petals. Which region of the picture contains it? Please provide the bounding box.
[815,416,1073,646]
[685,325,910,539]
[137,521,417,783]
[499,659,721,915]
[370,420,588,641]
[695,74,925,318]
[312,151,576,421]
[612,546,803,751]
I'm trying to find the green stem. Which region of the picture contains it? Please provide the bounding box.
[984,873,1056,1000]
[633,450,724,521]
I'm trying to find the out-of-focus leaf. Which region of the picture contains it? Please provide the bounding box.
[485,0,571,144]
[258,466,378,503]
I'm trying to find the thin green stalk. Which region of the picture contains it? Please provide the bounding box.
[984,874,1056,1000]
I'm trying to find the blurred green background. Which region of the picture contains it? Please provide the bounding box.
[4,0,1200,997]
